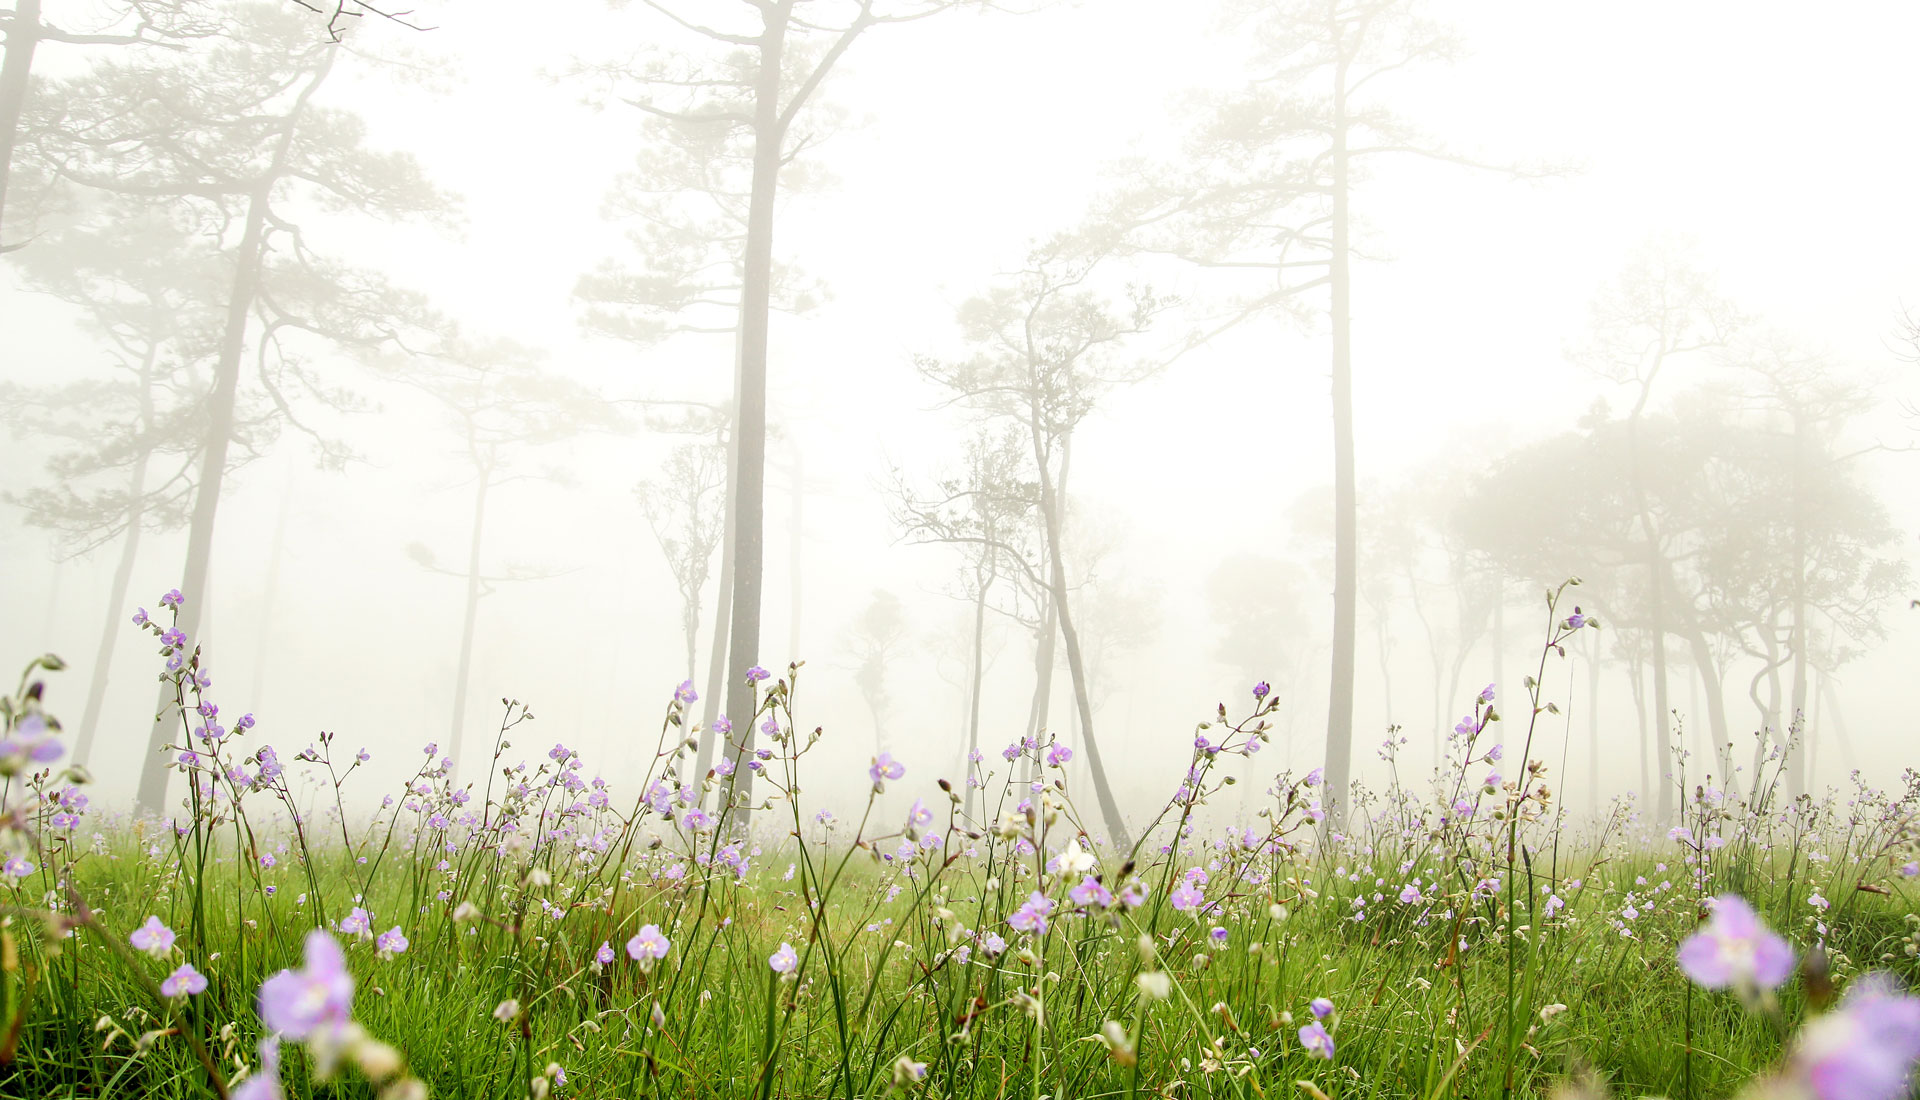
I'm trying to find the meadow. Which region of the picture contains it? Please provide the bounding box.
[0,585,1915,1100]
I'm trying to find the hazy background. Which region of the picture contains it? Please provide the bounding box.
[3,0,1916,820]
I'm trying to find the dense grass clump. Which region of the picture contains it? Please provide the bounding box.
[0,584,1916,1099]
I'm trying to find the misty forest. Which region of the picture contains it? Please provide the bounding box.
[0,0,1918,1097]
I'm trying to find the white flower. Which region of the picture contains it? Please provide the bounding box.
[1056,843,1096,876]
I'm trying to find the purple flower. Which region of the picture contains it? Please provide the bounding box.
[1046,743,1073,768]
[1069,878,1113,908]
[769,942,798,974]
[0,713,63,775]
[130,916,176,958]
[1210,926,1229,945]
[231,1039,282,1100]
[1565,610,1588,629]
[161,962,208,997]
[1399,883,1423,905]
[161,627,187,650]
[674,680,698,705]
[595,942,615,966]
[746,665,770,682]
[1310,997,1335,1019]
[1304,767,1324,788]
[980,932,1008,956]
[1008,891,1054,934]
[1253,681,1270,700]
[1678,895,1794,994]
[627,924,670,966]
[1170,883,1204,913]
[906,798,933,830]
[1479,683,1496,703]
[132,607,150,626]
[1789,973,1920,1100]
[713,715,732,735]
[375,927,409,959]
[257,930,354,1042]
[1298,1020,1335,1059]
[868,752,904,785]
[159,588,183,609]
[336,906,372,938]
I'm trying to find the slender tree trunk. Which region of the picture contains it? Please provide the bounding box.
[1628,649,1649,804]
[697,422,737,783]
[448,471,492,777]
[1749,629,1785,793]
[135,185,269,811]
[965,567,991,817]
[1025,599,1055,743]
[0,0,42,251]
[719,6,790,817]
[681,599,698,688]
[1625,423,1675,820]
[133,54,330,812]
[1678,625,1729,788]
[1026,416,1129,850]
[1787,416,1809,797]
[74,445,150,766]
[1322,53,1357,828]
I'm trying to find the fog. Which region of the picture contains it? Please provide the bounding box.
[2,0,1916,827]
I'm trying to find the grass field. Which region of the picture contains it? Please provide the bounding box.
[0,592,1916,1099]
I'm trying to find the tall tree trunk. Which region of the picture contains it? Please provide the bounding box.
[1678,624,1729,788]
[448,471,492,778]
[1321,51,1357,828]
[697,422,737,783]
[1787,414,1809,797]
[1025,597,1055,744]
[1628,649,1649,804]
[0,0,41,250]
[965,565,992,817]
[1026,416,1129,850]
[74,445,150,766]
[719,6,789,817]
[681,597,698,688]
[1624,422,1675,820]
[135,185,269,811]
[133,54,331,811]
